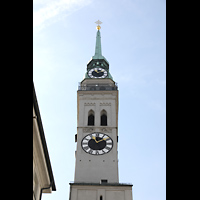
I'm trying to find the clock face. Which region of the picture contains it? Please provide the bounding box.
[81,132,113,155]
[88,68,108,78]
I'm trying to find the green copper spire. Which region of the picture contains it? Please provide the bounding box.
[90,29,109,65]
[92,30,103,60]
[87,24,109,69]
[85,21,113,80]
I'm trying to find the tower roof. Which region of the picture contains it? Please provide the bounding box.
[91,30,109,64]
[87,24,109,70]
[84,21,113,80]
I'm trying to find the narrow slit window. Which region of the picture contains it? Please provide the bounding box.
[100,196,103,200]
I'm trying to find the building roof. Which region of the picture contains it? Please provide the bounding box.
[91,29,109,64]
[85,28,114,80]
[33,82,56,191]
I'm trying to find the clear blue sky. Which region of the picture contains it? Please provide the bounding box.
[33,0,166,200]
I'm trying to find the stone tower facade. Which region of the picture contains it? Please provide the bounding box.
[69,22,133,200]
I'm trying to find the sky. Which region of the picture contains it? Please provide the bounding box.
[33,0,166,200]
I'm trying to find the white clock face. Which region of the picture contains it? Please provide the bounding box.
[88,68,108,78]
[81,132,113,155]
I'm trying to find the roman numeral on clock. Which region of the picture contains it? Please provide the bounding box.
[96,133,99,137]
[83,146,89,151]
[105,146,111,151]
[89,149,93,154]
[106,141,112,144]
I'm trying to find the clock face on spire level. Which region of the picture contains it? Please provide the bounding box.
[88,68,108,78]
[81,133,113,155]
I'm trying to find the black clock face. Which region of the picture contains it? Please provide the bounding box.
[81,132,113,155]
[88,68,108,78]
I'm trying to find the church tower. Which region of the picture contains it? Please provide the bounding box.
[69,21,133,200]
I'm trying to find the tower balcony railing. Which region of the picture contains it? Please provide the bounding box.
[78,83,118,91]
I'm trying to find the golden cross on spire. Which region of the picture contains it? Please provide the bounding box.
[95,20,102,30]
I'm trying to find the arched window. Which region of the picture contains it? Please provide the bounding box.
[100,196,103,200]
[101,110,107,126]
[88,110,94,126]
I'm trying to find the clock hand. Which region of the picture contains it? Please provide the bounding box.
[95,69,104,73]
[96,137,109,143]
[98,70,104,73]
[92,136,98,143]
[103,137,109,141]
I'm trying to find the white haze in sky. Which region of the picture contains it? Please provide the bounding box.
[34,0,93,32]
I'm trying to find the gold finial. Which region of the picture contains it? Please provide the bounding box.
[96,25,101,30]
[95,20,102,30]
